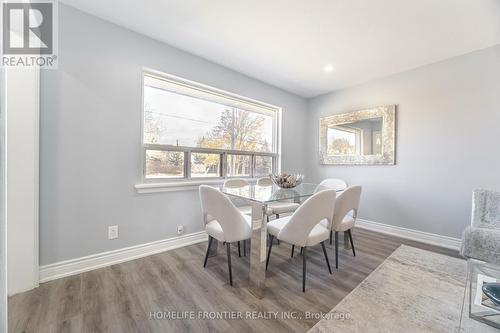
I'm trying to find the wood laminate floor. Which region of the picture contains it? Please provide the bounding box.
[8,228,460,333]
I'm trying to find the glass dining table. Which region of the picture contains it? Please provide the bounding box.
[219,182,346,298]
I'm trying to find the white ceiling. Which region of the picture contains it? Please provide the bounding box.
[61,0,500,97]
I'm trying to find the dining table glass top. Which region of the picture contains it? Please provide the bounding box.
[220,182,339,203]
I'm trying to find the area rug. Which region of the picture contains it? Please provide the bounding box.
[308,245,498,333]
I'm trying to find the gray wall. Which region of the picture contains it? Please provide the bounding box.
[40,5,308,265]
[306,45,500,239]
[41,5,500,265]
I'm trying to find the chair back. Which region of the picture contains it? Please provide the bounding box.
[199,185,251,242]
[224,178,250,188]
[256,177,273,186]
[278,190,336,247]
[318,178,348,191]
[471,189,500,229]
[332,186,362,230]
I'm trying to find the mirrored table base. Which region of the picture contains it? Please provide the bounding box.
[248,203,268,299]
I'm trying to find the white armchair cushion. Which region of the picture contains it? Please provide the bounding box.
[461,226,500,265]
[471,189,500,229]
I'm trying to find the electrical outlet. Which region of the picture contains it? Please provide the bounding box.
[177,225,184,235]
[108,225,118,240]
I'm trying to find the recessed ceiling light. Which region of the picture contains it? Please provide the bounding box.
[323,64,334,72]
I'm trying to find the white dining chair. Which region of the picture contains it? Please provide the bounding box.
[256,177,273,186]
[318,178,348,192]
[205,179,249,223]
[317,178,348,245]
[223,178,279,250]
[266,189,336,292]
[223,178,253,219]
[321,185,362,269]
[224,178,251,188]
[256,177,300,219]
[199,185,252,286]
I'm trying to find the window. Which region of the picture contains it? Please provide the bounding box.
[227,154,251,177]
[145,150,184,179]
[142,71,279,181]
[254,155,273,177]
[191,153,221,178]
[327,126,362,155]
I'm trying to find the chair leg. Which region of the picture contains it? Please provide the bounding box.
[266,235,274,271]
[335,231,339,269]
[291,244,295,258]
[226,242,233,286]
[238,241,241,257]
[300,247,303,255]
[243,240,246,257]
[348,229,356,256]
[329,230,333,245]
[302,247,307,292]
[203,236,213,268]
[321,242,332,274]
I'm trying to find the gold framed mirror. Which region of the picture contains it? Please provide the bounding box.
[319,105,396,165]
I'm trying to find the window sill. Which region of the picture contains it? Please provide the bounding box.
[135,179,224,194]
[135,178,261,194]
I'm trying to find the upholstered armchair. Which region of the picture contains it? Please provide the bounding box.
[460,189,500,265]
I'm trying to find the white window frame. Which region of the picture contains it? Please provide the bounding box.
[136,68,281,193]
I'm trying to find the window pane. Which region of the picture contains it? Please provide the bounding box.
[227,154,251,177]
[145,150,184,179]
[191,153,221,178]
[143,75,275,153]
[254,156,273,176]
[233,109,274,153]
[144,76,231,149]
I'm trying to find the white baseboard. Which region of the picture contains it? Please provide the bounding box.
[39,221,460,284]
[39,231,208,283]
[356,219,461,250]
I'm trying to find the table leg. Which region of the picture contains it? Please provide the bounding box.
[344,232,351,250]
[248,203,268,299]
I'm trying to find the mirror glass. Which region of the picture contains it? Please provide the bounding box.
[327,117,383,156]
[319,105,396,165]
